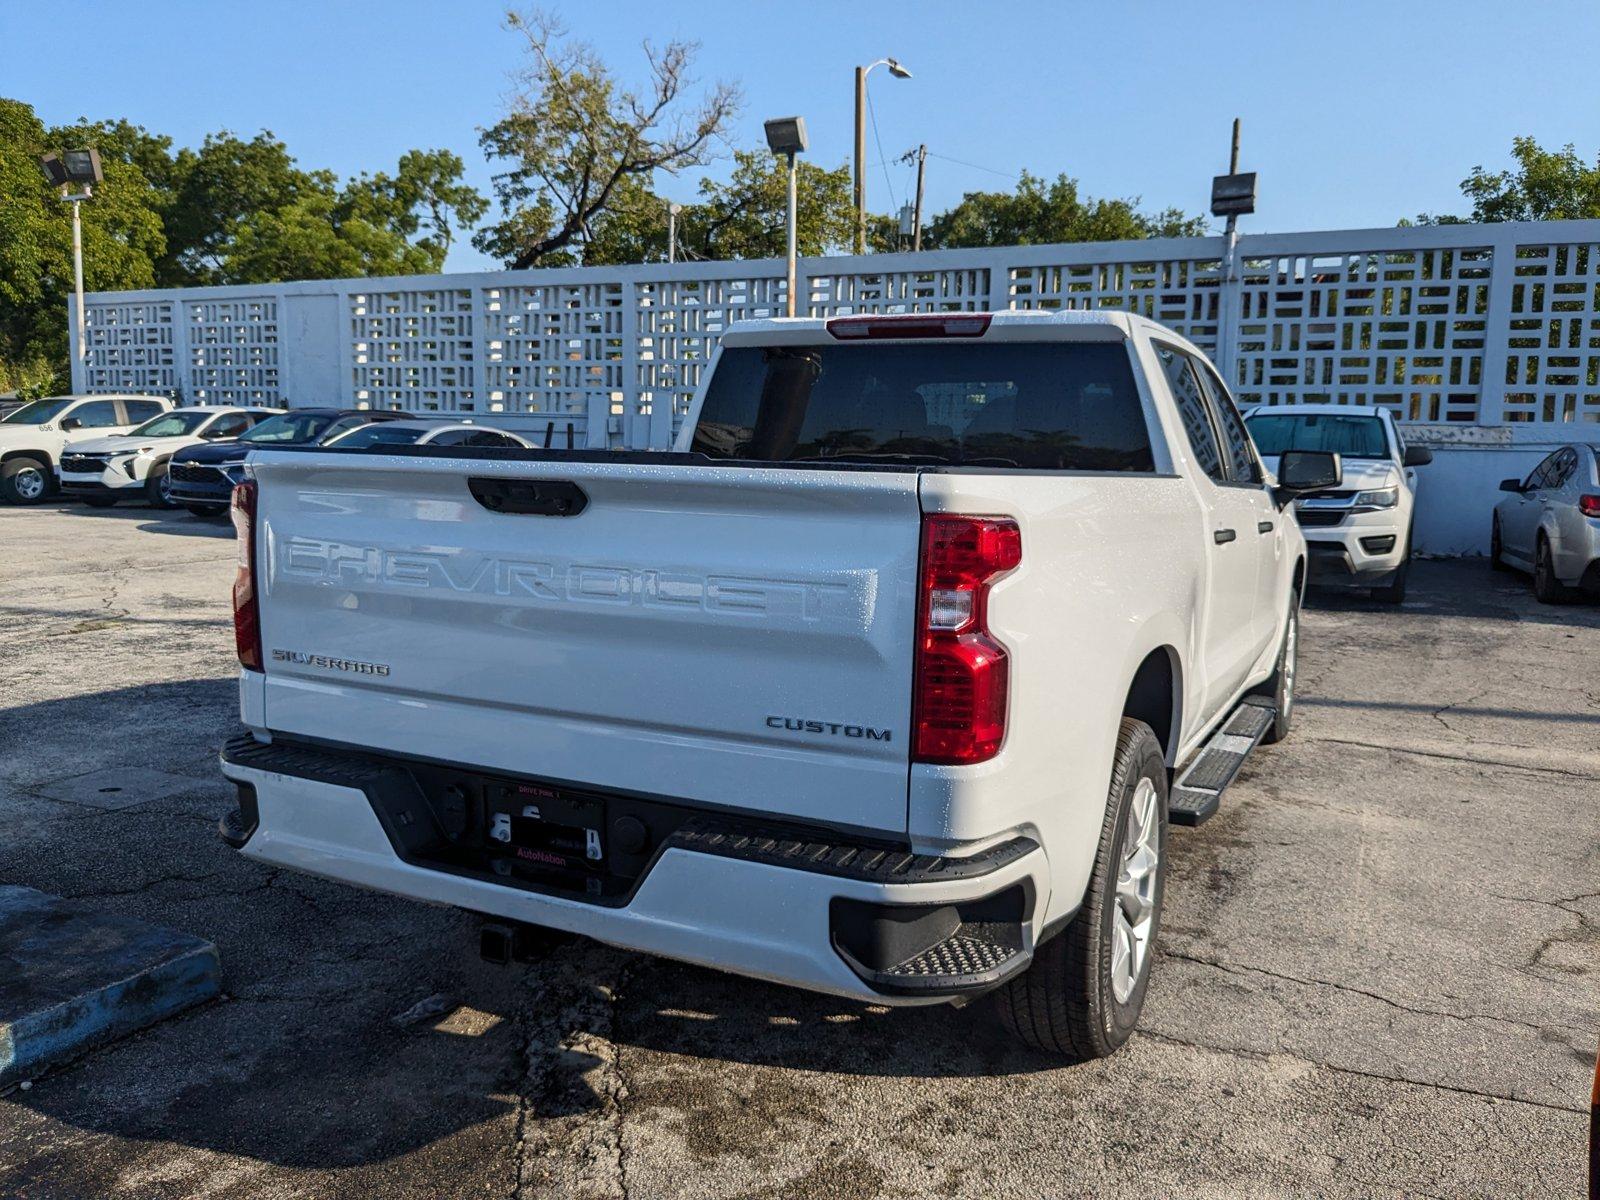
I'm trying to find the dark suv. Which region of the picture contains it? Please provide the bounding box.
[167,408,404,516]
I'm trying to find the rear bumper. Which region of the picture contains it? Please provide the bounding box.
[219,734,1051,1004]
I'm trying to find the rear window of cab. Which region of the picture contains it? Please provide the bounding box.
[691,342,1155,471]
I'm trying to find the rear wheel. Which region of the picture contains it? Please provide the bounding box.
[995,718,1167,1060]
[1,457,51,505]
[1533,536,1573,604]
[1255,589,1299,745]
[144,463,176,508]
[184,503,229,519]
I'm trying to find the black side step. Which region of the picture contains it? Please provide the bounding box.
[1168,697,1276,827]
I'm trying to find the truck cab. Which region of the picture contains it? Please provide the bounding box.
[0,393,172,504]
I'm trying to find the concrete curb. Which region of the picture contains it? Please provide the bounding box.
[0,885,221,1087]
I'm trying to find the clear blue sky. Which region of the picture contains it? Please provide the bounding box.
[3,0,1595,272]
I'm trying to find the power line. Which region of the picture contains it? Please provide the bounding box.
[865,87,898,211]
[925,151,1016,180]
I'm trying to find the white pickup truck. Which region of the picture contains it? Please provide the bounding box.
[218,311,1338,1059]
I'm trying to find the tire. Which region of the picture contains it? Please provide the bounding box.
[184,503,229,519]
[995,718,1167,1060]
[1489,516,1511,573]
[1254,589,1300,745]
[144,463,176,509]
[0,457,52,505]
[80,495,118,508]
[1533,536,1573,604]
[1370,526,1411,605]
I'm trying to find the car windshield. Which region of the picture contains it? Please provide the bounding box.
[1246,412,1389,460]
[1,398,74,425]
[128,410,214,438]
[690,341,1154,471]
[327,424,425,449]
[240,412,333,444]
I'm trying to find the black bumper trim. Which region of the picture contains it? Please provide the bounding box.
[219,732,1038,897]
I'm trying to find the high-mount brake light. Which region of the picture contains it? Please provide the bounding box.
[1579,494,1600,518]
[231,480,262,671]
[912,515,1021,765]
[826,314,993,340]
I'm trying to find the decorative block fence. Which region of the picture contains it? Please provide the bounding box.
[73,220,1600,450]
[72,220,1600,554]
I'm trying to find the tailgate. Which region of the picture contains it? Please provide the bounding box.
[250,451,922,836]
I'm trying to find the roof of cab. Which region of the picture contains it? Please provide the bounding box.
[720,309,1144,346]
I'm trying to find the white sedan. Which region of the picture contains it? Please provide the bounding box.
[1491,443,1600,602]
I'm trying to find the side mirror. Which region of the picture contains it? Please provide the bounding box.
[1276,449,1341,494]
[1402,445,1433,467]
[1499,478,1524,493]
[59,416,81,431]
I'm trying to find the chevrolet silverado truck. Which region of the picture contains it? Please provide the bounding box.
[218,311,1337,1059]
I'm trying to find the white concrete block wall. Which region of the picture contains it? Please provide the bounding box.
[70,221,1600,555]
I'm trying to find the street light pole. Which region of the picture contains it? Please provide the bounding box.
[852,57,911,255]
[785,151,798,317]
[667,202,682,264]
[69,190,88,368]
[763,117,810,319]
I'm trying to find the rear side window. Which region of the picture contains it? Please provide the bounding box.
[1154,345,1225,483]
[691,342,1154,471]
[1195,364,1261,484]
[123,400,167,424]
[69,400,121,428]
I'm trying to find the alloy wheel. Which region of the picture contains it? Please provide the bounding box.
[1111,776,1161,1004]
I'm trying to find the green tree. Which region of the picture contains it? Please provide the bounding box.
[926,170,1208,249]
[0,99,165,395]
[1418,136,1600,224]
[581,150,856,265]
[474,9,741,268]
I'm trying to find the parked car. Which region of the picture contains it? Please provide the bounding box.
[0,393,173,505]
[1244,403,1432,604]
[321,419,532,450]
[1491,443,1600,602]
[58,405,281,508]
[216,310,1338,1060]
[168,408,408,517]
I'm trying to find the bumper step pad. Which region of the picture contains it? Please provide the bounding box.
[1168,697,1276,827]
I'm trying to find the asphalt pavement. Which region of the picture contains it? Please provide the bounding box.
[0,501,1594,1199]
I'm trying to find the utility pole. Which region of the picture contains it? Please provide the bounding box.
[912,144,927,252]
[853,66,867,255]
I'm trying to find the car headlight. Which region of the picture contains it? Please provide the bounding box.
[1353,487,1399,508]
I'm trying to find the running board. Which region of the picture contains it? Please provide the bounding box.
[1168,697,1277,827]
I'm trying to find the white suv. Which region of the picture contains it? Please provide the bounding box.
[1245,404,1432,604]
[59,406,281,508]
[0,394,173,504]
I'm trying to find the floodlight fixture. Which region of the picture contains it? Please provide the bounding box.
[764,116,809,157]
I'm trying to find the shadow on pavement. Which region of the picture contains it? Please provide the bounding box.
[1303,558,1600,629]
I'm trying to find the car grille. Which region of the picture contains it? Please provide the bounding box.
[169,462,225,485]
[60,454,110,473]
[1296,509,1345,528]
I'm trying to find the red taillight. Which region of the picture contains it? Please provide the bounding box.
[913,515,1022,765]
[1579,494,1600,518]
[826,313,992,340]
[231,481,262,671]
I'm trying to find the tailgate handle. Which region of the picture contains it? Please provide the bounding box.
[468,477,588,517]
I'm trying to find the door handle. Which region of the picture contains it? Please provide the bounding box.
[1257,520,1274,534]
[1214,528,1237,545]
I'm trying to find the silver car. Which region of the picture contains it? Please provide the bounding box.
[1491,443,1600,602]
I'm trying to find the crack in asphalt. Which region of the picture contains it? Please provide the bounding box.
[1160,948,1590,1038]
[1301,734,1600,780]
[1141,1029,1587,1115]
